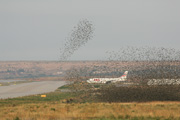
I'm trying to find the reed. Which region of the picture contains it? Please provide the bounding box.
[0,102,180,120]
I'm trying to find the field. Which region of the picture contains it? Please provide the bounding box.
[1,101,180,120]
[1,83,180,120]
[1,61,180,120]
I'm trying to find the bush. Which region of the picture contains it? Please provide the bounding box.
[98,85,180,102]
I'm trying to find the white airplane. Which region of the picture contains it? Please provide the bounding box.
[87,71,128,84]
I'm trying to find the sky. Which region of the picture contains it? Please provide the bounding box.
[0,0,180,61]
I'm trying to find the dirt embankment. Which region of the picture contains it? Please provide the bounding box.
[0,61,133,79]
[1,61,180,79]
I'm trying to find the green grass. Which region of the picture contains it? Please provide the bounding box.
[0,91,75,107]
[0,80,31,86]
[58,84,72,89]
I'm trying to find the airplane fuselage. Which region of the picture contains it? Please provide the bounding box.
[87,78,126,83]
[87,71,128,84]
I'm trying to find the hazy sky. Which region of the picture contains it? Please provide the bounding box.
[1,0,180,61]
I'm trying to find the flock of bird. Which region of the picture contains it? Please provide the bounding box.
[60,19,94,61]
[106,46,180,61]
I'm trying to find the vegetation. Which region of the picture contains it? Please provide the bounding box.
[1,82,180,120]
[0,101,180,120]
[58,82,180,103]
[98,85,180,102]
[0,80,31,86]
[0,91,75,107]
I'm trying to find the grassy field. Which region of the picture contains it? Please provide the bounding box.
[0,101,180,120]
[1,83,180,120]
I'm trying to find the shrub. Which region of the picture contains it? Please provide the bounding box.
[98,85,180,102]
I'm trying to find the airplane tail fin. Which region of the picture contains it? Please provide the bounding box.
[119,71,128,79]
[124,71,128,75]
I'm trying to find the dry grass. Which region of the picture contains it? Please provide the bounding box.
[0,102,180,120]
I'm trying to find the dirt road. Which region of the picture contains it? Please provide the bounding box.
[0,81,67,99]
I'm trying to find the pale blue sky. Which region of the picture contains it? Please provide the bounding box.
[0,0,180,61]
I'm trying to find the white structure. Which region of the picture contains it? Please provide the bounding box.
[147,79,180,85]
